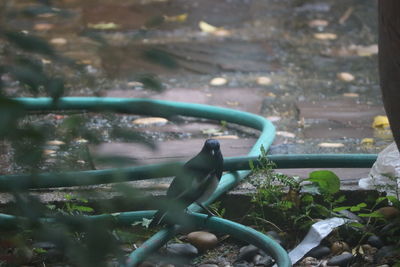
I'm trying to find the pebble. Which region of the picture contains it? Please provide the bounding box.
[377,207,400,219]
[314,33,337,40]
[375,246,396,264]
[253,254,273,266]
[306,245,331,259]
[187,231,218,251]
[237,245,260,262]
[326,252,353,266]
[300,257,319,266]
[331,241,350,255]
[367,235,384,249]
[198,264,219,267]
[166,243,198,258]
[233,260,251,267]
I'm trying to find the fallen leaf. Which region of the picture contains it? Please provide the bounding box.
[257,76,272,85]
[314,33,337,40]
[132,117,168,125]
[372,115,389,128]
[276,131,296,138]
[50,38,67,45]
[127,81,144,87]
[46,140,66,146]
[164,13,188,23]
[210,77,227,86]
[41,59,52,64]
[202,128,222,135]
[213,135,239,140]
[34,23,54,31]
[199,21,218,33]
[343,92,359,98]
[43,149,56,155]
[77,160,86,164]
[318,142,345,148]
[198,21,230,36]
[226,101,239,106]
[308,19,329,28]
[337,72,355,82]
[75,138,89,144]
[87,22,120,30]
[266,116,281,122]
[360,138,374,145]
[351,44,378,57]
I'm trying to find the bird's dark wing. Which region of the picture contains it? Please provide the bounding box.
[150,170,217,226]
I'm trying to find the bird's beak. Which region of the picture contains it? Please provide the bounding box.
[211,149,215,156]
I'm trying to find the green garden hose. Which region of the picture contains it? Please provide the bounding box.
[1,97,378,267]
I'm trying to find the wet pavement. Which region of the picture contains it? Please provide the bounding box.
[1,0,392,184]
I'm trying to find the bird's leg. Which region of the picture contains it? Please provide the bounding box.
[196,202,216,217]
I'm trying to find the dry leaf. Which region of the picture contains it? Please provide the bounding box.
[343,93,359,98]
[257,76,272,85]
[266,116,281,122]
[164,13,188,23]
[318,142,345,148]
[308,19,329,28]
[349,44,378,57]
[34,23,54,31]
[213,135,239,140]
[43,149,56,155]
[210,77,227,86]
[360,138,374,145]
[198,21,230,36]
[314,33,337,40]
[276,131,295,138]
[50,38,67,45]
[87,22,120,30]
[75,138,89,144]
[202,128,222,135]
[132,117,168,125]
[337,72,355,82]
[199,21,218,33]
[47,140,66,146]
[372,115,389,128]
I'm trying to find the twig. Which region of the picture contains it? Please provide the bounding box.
[245,215,284,233]
[339,7,354,25]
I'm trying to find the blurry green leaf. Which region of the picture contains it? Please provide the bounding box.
[358,211,385,218]
[143,48,178,69]
[333,206,351,212]
[306,170,340,194]
[71,205,94,213]
[347,222,364,229]
[3,31,54,56]
[136,74,163,91]
[301,194,314,204]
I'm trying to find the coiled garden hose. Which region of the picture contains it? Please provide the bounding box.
[1,97,378,267]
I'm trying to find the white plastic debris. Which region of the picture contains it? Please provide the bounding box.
[359,142,400,195]
[288,217,347,264]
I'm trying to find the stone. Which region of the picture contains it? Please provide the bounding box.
[300,257,319,266]
[375,246,396,264]
[166,243,198,258]
[327,252,354,266]
[368,235,384,249]
[138,261,157,267]
[331,241,350,255]
[306,245,331,259]
[198,265,219,267]
[377,207,400,219]
[233,260,251,267]
[237,244,260,262]
[187,231,218,251]
[253,254,274,266]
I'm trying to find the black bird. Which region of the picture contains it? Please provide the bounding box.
[150,139,223,226]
